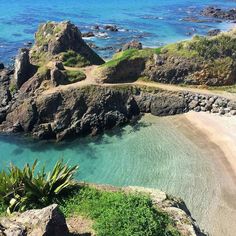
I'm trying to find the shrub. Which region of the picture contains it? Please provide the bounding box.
[0,160,79,214]
[65,70,86,83]
[62,50,90,67]
[61,186,180,236]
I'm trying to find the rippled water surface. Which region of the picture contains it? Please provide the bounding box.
[0,115,223,234]
[0,0,235,63]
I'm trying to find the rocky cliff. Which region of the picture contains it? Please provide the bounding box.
[96,29,236,86]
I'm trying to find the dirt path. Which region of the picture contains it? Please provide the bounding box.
[43,64,236,100]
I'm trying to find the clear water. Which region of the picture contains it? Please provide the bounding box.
[0,0,235,63]
[0,115,222,233]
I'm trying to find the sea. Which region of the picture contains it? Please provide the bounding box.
[0,1,236,235]
[0,0,235,64]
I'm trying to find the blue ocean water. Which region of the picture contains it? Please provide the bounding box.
[0,0,235,63]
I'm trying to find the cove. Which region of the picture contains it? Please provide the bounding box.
[0,114,229,235]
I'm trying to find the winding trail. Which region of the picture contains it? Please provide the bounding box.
[43,64,236,101]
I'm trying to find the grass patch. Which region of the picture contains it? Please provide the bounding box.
[65,70,86,83]
[62,50,90,67]
[208,84,236,93]
[103,48,162,68]
[9,83,17,94]
[163,30,236,60]
[61,186,180,236]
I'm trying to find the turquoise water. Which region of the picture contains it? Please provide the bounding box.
[0,115,220,231]
[0,0,235,63]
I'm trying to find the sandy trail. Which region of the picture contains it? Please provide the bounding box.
[43,65,236,101]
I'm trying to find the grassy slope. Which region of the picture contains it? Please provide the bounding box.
[99,30,236,85]
[61,186,180,236]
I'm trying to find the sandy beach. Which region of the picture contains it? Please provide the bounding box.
[178,112,236,236]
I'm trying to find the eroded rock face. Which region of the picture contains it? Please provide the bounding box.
[1,84,236,141]
[14,48,37,89]
[32,21,104,65]
[0,86,189,140]
[0,204,69,236]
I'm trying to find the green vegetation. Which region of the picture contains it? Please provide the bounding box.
[208,84,236,93]
[65,69,86,83]
[35,21,62,47]
[162,41,198,58]
[62,50,90,67]
[163,30,236,60]
[61,186,180,236]
[0,160,182,235]
[0,160,78,214]
[37,65,50,77]
[102,48,162,68]
[9,83,17,94]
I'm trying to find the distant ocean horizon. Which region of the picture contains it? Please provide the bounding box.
[0,0,235,64]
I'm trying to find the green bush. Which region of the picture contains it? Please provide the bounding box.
[0,160,78,214]
[62,50,90,67]
[65,70,86,83]
[61,186,180,236]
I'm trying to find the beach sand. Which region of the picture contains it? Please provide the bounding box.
[177,112,236,236]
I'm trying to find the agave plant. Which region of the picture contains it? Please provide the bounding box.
[0,160,79,214]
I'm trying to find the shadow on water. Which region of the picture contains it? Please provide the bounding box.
[0,118,150,156]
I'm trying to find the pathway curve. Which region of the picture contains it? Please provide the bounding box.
[43,64,236,101]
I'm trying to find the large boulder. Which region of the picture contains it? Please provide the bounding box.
[0,204,69,236]
[31,21,104,65]
[14,48,37,89]
[122,40,143,51]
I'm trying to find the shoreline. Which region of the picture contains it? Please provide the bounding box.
[185,111,236,184]
[175,111,236,236]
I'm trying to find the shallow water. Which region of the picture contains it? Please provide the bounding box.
[0,114,225,234]
[0,0,235,63]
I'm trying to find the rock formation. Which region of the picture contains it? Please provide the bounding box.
[122,40,143,51]
[0,204,69,236]
[201,7,236,20]
[30,21,104,65]
[14,48,37,89]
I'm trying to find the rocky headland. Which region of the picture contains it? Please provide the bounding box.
[0,20,236,142]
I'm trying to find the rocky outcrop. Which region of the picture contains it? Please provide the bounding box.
[0,68,13,123]
[1,84,235,141]
[14,48,37,89]
[122,40,143,51]
[98,29,236,86]
[0,86,186,140]
[104,25,118,32]
[82,32,95,38]
[0,204,69,236]
[31,21,104,65]
[145,54,203,84]
[97,57,146,83]
[201,7,236,20]
[207,29,221,36]
[0,63,4,70]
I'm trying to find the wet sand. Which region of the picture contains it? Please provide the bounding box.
[172,112,236,236]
